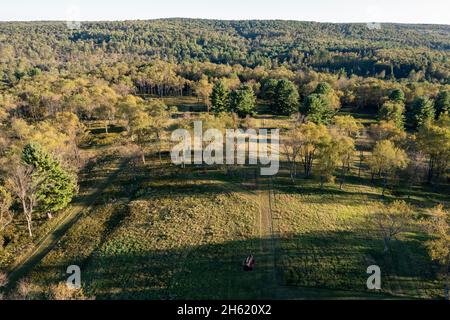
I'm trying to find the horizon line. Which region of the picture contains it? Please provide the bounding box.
[0,17,449,26]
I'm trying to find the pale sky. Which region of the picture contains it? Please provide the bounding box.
[0,0,449,24]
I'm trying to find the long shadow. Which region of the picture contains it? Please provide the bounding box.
[120,162,449,209]
[2,157,130,294]
[13,231,444,300]
[5,159,446,299]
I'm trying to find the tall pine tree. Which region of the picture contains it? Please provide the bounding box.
[272,79,299,116]
[23,143,77,217]
[230,85,256,118]
[210,80,230,114]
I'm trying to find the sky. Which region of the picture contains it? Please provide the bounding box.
[0,0,449,24]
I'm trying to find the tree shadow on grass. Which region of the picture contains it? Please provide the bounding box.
[19,230,444,300]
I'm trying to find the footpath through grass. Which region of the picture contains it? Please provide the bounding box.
[3,155,129,294]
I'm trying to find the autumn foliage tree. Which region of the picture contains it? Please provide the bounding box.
[424,205,450,271]
[416,114,450,184]
[0,186,13,232]
[7,163,43,237]
[298,122,329,178]
[371,201,414,253]
[367,140,409,195]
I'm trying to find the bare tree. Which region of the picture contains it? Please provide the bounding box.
[7,164,44,237]
[371,201,414,253]
[283,128,302,183]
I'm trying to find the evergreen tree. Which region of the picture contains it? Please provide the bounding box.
[22,143,77,216]
[379,101,405,129]
[314,82,333,95]
[230,85,256,118]
[301,94,335,125]
[389,89,406,103]
[313,82,341,110]
[435,90,450,118]
[261,78,280,100]
[210,80,230,114]
[272,79,299,116]
[408,97,435,130]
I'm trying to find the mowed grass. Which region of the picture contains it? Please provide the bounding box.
[25,161,268,299]
[18,157,448,300]
[272,175,446,299]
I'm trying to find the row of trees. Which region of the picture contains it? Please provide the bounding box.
[208,76,450,138]
[379,89,449,130]
[3,63,449,130]
[0,96,180,241]
[283,115,359,186]
[371,200,449,269]
[283,112,450,190]
[210,81,257,117]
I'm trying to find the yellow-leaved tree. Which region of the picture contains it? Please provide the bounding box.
[367,140,409,195]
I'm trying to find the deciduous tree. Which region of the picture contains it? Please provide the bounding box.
[371,201,414,253]
[367,140,409,195]
[0,186,13,232]
[7,162,44,237]
[424,205,449,270]
[416,114,450,184]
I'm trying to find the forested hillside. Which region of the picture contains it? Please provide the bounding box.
[1,19,449,84]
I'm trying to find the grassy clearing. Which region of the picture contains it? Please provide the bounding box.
[272,173,446,299]
[159,96,207,113]
[23,162,266,299]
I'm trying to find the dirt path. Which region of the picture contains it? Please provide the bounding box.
[4,157,130,294]
[254,173,278,298]
[254,173,397,300]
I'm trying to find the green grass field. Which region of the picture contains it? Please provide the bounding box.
[272,176,445,299]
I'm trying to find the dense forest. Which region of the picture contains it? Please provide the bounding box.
[1,19,450,84]
[0,20,449,119]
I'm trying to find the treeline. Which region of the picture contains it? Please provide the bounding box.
[1,59,449,122]
[207,80,450,188]
[0,19,449,85]
[282,113,449,190]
